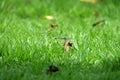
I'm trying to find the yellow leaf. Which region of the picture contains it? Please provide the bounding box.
[43,16,55,20]
[80,0,98,3]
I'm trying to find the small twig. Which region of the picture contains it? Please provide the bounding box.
[93,20,105,27]
[54,37,69,41]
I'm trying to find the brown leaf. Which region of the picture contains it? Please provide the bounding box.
[93,20,105,27]
[50,23,58,28]
[46,23,58,32]
[64,41,73,51]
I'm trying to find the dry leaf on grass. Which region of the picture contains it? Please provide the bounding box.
[47,23,58,32]
[43,16,55,20]
[50,23,58,28]
[64,41,73,51]
[93,20,105,27]
[80,0,102,3]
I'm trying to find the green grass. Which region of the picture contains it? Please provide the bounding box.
[0,0,120,80]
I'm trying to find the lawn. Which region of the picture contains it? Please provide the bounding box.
[0,0,120,80]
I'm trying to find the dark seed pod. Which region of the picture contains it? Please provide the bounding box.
[48,65,59,72]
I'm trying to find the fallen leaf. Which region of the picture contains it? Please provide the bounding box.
[50,23,58,28]
[80,0,102,3]
[43,16,55,20]
[93,20,105,27]
[46,23,58,32]
[64,41,73,51]
[48,65,59,72]
[80,0,97,3]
